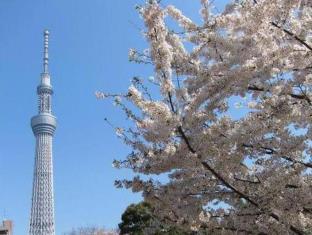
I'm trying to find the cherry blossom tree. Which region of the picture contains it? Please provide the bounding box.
[98,0,312,234]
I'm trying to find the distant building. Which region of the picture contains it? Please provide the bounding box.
[0,220,13,235]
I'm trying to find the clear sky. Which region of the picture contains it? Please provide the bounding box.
[0,0,228,234]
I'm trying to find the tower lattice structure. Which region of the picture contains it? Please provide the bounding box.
[29,30,56,235]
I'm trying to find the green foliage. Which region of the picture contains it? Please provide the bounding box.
[119,202,153,235]
[304,228,312,235]
[119,202,190,235]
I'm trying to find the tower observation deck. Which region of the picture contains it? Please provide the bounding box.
[29,30,56,235]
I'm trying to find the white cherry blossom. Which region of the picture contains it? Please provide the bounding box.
[100,0,312,233]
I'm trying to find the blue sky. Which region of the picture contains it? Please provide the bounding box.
[0,0,228,234]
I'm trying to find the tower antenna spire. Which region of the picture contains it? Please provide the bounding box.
[43,30,49,73]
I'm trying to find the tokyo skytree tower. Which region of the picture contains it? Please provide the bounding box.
[29,30,56,235]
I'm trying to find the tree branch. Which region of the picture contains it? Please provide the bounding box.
[242,143,312,169]
[247,85,311,105]
[271,22,312,52]
[234,176,261,184]
[178,127,304,235]
[200,161,259,207]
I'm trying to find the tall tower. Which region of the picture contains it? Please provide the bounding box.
[29,30,56,235]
